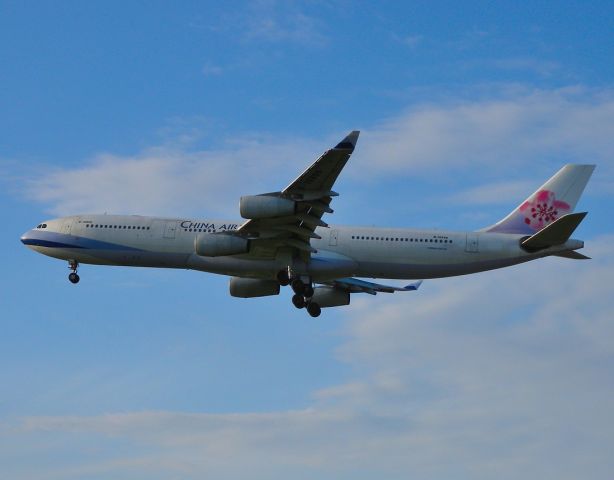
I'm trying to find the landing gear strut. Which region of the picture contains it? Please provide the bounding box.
[68,260,80,284]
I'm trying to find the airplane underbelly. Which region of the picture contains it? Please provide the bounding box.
[357,254,528,279]
[39,246,190,268]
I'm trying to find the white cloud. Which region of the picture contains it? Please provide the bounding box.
[491,57,561,77]
[25,137,320,217]
[10,236,614,479]
[243,1,328,47]
[201,63,224,76]
[444,179,536,206]
[396,34,424,49]
[21,87,614,218]
[354,87,614,177]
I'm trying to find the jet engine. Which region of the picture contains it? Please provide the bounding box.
[311,286,350,308]
[229,277,280,298]
[240,195,296,219]
[194,233,249,257]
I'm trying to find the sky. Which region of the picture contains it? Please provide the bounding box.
[1,1,614,479]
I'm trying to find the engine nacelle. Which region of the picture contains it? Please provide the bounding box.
[240,195,296,219]
[312,286,350,308]
[229,277,280,298]
[194,233,249,257]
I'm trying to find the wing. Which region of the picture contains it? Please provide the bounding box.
[321,278,424,295]
[236,131,360,259]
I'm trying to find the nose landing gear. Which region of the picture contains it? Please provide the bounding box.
[68,260,80,284]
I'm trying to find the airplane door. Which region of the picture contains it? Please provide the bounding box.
[329,229,338,246]
[61,220,72,235]
[163,221,177,239]
[465,233,479,253]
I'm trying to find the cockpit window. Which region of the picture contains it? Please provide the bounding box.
[36,224,48,229]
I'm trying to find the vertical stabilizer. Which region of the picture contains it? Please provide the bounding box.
[484,164,595,234]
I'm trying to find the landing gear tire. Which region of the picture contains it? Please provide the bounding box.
[306,302,321,318]
[291,278,305,295]
[292,294,306,309]
[68,260,80,284]
[304,284,314,298]
[276,270,290,286]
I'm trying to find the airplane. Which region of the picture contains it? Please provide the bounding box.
[21,131,595,317]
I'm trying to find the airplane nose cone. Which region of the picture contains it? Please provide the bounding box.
[21,230,34,247]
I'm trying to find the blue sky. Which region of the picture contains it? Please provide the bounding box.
[1,2,614,479]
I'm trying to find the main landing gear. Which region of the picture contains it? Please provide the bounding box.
[68,260,80,284]
[279,269,320,317]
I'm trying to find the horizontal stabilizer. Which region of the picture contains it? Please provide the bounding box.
[521,212,587,250]
[552,250,591,260]
[324,278,423,295]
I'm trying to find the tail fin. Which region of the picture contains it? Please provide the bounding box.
[484,164,595,234]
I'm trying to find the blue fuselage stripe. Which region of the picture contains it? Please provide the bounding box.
[22,238,85,249]
[21,232,145,252]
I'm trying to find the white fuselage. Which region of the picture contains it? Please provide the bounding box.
[21,214,583,281]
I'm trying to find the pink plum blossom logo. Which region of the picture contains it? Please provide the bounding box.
[519,190,570,230]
